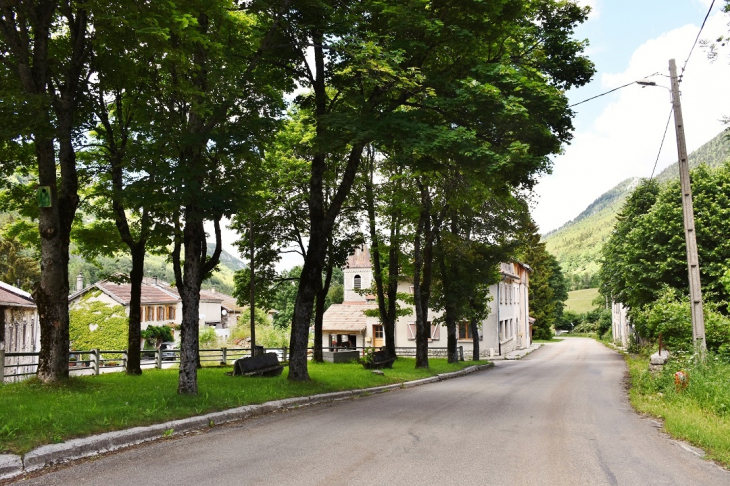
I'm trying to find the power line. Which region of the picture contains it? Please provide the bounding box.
[568,72,660,108]
[648,0,716,180]
[649,107,674,180]
[680,0,716,79]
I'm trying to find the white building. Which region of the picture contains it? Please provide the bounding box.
[322,247,532,357]
[1,281,40,382]
[611,301,632,347]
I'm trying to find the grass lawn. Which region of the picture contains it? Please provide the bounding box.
[625,353,730,467]
[0,358,483,455]
[565,287,600,313]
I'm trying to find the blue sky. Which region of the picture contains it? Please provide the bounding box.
[533,0,730,233]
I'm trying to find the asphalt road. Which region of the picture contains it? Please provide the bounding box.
[14,338,730,485]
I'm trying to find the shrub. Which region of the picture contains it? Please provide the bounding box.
[634,287,730,353]
[199,326,220,349]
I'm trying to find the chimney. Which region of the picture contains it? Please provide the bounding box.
[76,272,84,292]
[211,287,216,294]
[153,276,158,286]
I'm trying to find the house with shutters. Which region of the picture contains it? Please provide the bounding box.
[321,246,532,357]
[1,280,40,382]
[68,275,238,342]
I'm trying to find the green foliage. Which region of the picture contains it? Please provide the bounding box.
[0,219,40,292]
[229,315,290,349]
[520,222,568,339]
[547,130,730,291]
[69,301,129,352]
[142,326,174,347]
[626,352,730,467]
[601,163,730,322]
[199,327,219,350]
[633,287,730,353]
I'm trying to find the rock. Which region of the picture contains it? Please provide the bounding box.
[372,370,384,376]
[650,351,670,365]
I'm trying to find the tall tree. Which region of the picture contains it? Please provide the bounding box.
[142,0,288,394]
[519,221,568,339]
[1,0,92,382]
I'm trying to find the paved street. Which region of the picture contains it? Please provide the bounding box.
[14,338,730,485]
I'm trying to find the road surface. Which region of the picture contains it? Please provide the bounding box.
[13,338,730,485]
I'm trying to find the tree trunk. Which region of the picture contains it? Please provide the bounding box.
[413,206,429,369]
[35,137,73,383]
[470,316,480,361]
[446,313,458,363]
[177,213,204,395]
[384,217,400,359]
[313,259,333,362]
[126,244,145,375]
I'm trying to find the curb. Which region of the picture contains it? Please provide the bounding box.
[2,362,494,481]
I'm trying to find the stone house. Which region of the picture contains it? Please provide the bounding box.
[68,275,236,342]
[322,247,532,357]
[0,281,39,382]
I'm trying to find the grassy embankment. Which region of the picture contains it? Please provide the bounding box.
[565,287,600,313]
[624,350,730,467]
[0,358,482,455]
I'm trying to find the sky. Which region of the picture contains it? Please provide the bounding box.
[532,0,730,234]
[212,0,730,267]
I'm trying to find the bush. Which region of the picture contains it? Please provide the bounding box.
[634,287,730,353]
[199,326,220,349]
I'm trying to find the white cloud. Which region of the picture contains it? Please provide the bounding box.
[533,12,730,234]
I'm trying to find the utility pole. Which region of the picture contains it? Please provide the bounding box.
[669,58,706,356]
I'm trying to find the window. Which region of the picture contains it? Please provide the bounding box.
[354,274,361,289]
[145,306,154,322]
[459,321,472,339]
[167,306,176,320]
[373,325,384,339]
[157,306,164,321]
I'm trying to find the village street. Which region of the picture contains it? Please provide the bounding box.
[14,338,730,485]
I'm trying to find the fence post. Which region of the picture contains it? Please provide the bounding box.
[156,348,162,369]
[221,347,227,365]
[122,350,128,370]
[459,346,464,362]
[0,348,5,384]
[92,349,100,375]
[283,346,287,362]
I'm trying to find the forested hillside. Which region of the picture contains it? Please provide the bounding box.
[544,130,730,290]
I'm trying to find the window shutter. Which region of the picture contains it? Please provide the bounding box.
[431,323,440,340]
[407,323,416,340]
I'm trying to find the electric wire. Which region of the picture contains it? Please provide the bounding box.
[649,107,674,180]
[680,0,716,80]
[648,0,716,180]
[568,72,661,108]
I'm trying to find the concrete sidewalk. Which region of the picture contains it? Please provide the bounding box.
[2,361,505,482]
[488,342,543,361]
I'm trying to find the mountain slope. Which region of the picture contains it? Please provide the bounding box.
[543,130,730,290]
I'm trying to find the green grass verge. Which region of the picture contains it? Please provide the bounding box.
[0,358,483,455]
[532,338,564,343]
[565,287,600,313]
[625,353,730,467]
